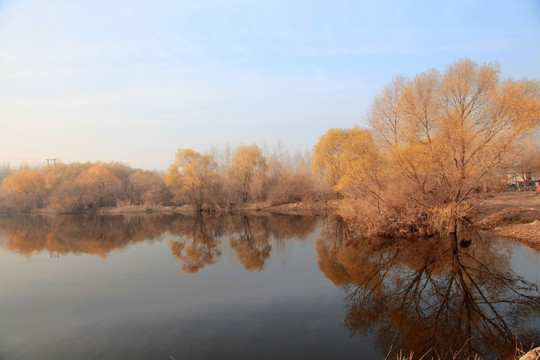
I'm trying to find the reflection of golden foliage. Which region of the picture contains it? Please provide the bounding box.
[168,214,318,272]
[264,214,317,241]
[167,214,229,239]
[229,237,271,271]
[168,235,221,274]
[0,213,321,273]
[315,240,349,287]
[0,214,171,258]
[316,235,392,294]
[168,216,221,274]
[315,215,387,290]
[142,213,319,273]
[229,216,271,271]
[316,221,540,359]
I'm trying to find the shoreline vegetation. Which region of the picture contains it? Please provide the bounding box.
[2,192,539,250]
[1,59,540,244]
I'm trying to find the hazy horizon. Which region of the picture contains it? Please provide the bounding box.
[1,0,539,170]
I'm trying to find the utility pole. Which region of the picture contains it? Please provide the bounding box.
[46,158,57,167]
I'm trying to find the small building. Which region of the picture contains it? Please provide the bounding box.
[507,171,540,190]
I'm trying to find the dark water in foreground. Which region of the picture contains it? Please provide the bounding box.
[0,214,538,360]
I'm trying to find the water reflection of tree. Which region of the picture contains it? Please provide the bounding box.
[316,219,540,359]
[264,214,317,242]
[229,216,271,271]
[0,214,171,258]
[0,213,320,273]
[168,215,222,274]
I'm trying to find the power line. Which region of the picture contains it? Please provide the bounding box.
[0,157,50,160]
[0,157,57,167]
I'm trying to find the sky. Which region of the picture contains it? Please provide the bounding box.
[1,0,539,170]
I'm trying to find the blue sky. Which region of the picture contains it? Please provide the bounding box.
[1,0,539,170]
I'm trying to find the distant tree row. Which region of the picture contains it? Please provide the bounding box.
[164,144,319,211]
[0,144,318,213]
[164,144,317,211]
[0,162,168,212]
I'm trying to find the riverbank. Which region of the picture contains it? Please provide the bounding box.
[99,199,340,215]
[11,199,340,216]
[101,193,540,250]
[470,192,540,250]
[4,192,539,250]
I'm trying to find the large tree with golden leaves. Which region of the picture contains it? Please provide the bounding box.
[166,148,217,209]
[338,59,540,235]
[230,145,267,202]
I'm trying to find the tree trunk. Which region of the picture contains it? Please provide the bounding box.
[448,215,458,234]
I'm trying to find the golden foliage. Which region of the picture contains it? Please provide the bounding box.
[166,148,217,208]
[2,169,46,196]
[75,163,121,187]
[339,58,540,235]
[312,127,379,206]
[129,171,167,205]
[43,162,91,190]
[1,169,47,210]
[312,128,346,185]
[230,145,267,202]
[74,163,122,207]
[267,174,314,205]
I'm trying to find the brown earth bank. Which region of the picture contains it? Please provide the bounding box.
[469,192,540,250]
[28,199,340,216]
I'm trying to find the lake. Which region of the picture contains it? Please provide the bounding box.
[0,214,538,360]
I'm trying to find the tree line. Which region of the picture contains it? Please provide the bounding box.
[0,144,318,213]
[2,59,539,236]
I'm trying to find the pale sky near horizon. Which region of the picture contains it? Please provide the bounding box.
[1,0,539,170]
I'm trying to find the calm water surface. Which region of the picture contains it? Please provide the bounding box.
[0,214,538,360]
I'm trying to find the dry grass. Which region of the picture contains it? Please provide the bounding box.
[386,343,539,360]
